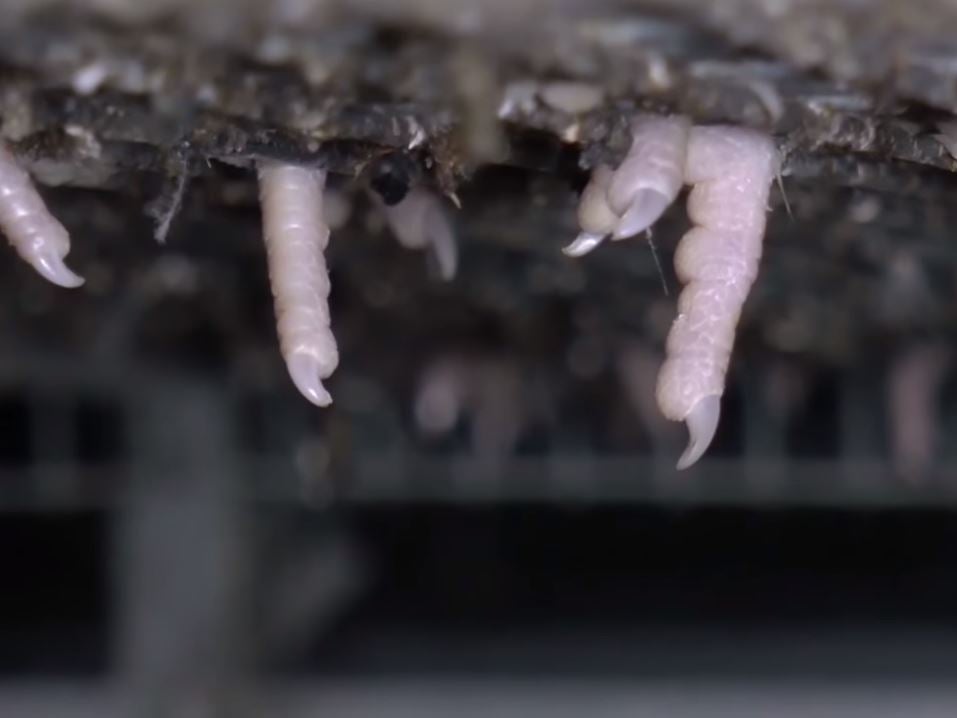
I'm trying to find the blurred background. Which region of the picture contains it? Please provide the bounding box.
[3,1,957,716]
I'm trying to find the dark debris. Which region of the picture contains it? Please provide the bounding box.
[1,2,957,365]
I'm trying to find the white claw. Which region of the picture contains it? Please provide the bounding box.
[30,248,85,288]
[287,352,333,407]
[0,141,85,289]
[258,162,339,408]
[384,188,458,280]
[613,189,671,240]
[570,116,687,257]
[676,394,721,471]
[657,125,777,469]
[562,231,607,257]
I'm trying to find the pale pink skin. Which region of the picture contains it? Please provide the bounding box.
[565,114,689,257]
[607,114,690,239]
[415,355,525,459]
[382,187,457,281]
[886,344,951,481]
[615,341,675,445]
[572,164,617,247]
[655,126,778,469]
[258,162,339,407]
[0,142,84,288]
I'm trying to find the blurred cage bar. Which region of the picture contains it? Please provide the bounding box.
[3,0,957,716]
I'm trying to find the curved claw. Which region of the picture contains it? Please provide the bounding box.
[287,352,333,407]
[613,189,672,240]
[562,231,607,258]
[676,394,721,470]
[30,248,85,288]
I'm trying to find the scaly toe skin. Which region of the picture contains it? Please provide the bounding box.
[562,231,607,257]
[613,189,671,240]
[287,351,333,407]
[31,249,85,288]
[676,394,721,470]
